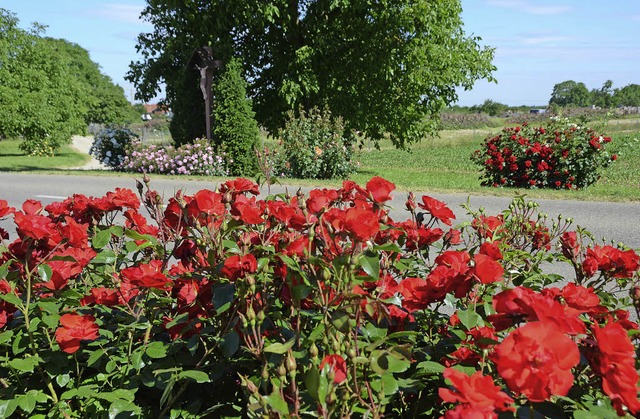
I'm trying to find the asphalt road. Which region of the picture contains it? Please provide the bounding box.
[0,172,639,250]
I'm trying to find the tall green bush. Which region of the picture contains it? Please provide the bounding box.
[212,58,259,176]
[274,107,356,180]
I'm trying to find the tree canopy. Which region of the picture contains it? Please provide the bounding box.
[548,80,591,108]
[128,0,496,148]
[0,9,134,155]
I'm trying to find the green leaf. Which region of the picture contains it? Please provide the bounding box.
[92,249,117,265]
[92,228,112,249]
[0,263,9,280]
[37,300,59,314]
[220,331,239,358]
[0,330,14,345]
[108,399,141,418]
[212,283,235,313]
[456,308,482,330]
[109,225,124,237]
[304,367,320,401]
[17,390,42,414]
[37,263,52,283]
[264,339,295,354]
[1,292,21,308]
[222,240,241,253]
[8,355,42,372]
[56,373,71,388]
[87,348,105,368]
[330,310,352,334]
[416,361,445,374]
[145,341,168,359]
[178,370,210,383]
[264,390,289,415]
[359,253,380,279]
[0,399,17,418]
[96,389,136,402]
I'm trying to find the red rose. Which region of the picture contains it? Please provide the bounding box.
[105,188,140,210]
[472,253,503,284]
[319,354,347,384]
[344,206,379,242]
[492,321,579,402]
[220,178,260,195]
[221,254,257,281]
[120,259,171,290]
[439,368,514,415]
[588,322,640,416]
[365,176,395,204]
[0,200,15,218]
[55,313,99,354]
[231,195,265,225]
[419,196,456,226]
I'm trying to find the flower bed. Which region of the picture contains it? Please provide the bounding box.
[472,118,616,189]
[120,138,228,176]
[0,177,638,417]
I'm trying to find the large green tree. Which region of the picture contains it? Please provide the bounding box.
[613,84,640,107]
[548,80,591,107]
[590,79,614,109]
[128,0,495,148]
[0,9,134,155]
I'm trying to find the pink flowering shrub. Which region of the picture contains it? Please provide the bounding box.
[121,138,228,176]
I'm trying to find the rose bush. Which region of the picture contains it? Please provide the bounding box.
[472,117,616,189]
[0,177,638,417]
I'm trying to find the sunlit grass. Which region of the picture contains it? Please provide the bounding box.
[0,139,90,171]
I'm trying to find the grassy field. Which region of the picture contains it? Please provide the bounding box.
[0,139,90,171]
[1,118,639,202]
[351,124,640,201]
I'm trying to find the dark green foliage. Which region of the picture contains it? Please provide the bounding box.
[169,71,206,146]
[128,1,496,150]
[273,107,356,180]
[212,58,260,176]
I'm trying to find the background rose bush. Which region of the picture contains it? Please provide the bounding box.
[0,177,638,417]
[472,117,616,189]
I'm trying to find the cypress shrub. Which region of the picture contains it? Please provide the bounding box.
[212,58,259,176]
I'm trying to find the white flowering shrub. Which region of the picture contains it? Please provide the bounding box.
[90,126,138,169]
[121,138,228,176]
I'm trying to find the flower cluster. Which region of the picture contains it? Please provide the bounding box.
[472,118,616,189]
[120,138,228,176]
[89,126,138,168]
[0,178,638,417]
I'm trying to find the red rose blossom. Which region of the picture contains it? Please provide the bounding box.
[319,354,348,384]
[55,313,99,354]
[492,321,579,402]
[439,368,514,416]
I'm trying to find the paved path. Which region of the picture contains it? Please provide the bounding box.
[0,172,639,251]
[69,135,107,170]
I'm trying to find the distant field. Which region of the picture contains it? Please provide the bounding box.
[2,114,640,202]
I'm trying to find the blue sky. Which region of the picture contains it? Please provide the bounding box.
[4,0,639,106]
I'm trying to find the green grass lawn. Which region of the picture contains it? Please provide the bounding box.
[2,124,640,202]
[351,127,640,201]
[0,139,90,171]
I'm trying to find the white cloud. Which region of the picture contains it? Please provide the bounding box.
[486,0,571,15]
[91,3,149,26]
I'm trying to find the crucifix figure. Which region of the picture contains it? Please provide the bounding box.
[190,46,223,140]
